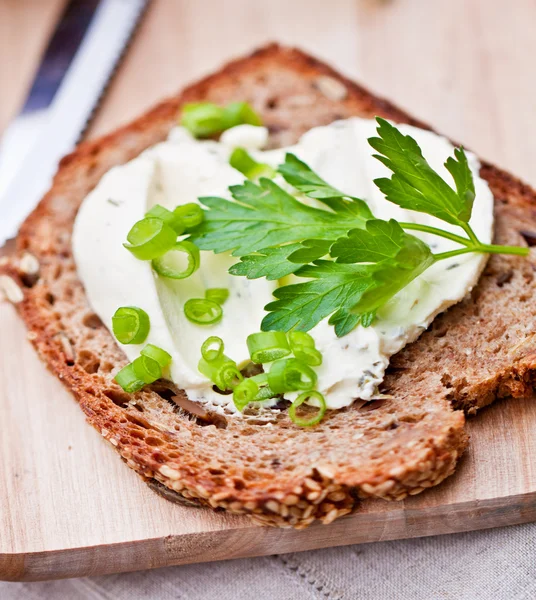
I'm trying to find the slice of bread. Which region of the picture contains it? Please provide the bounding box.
[2,44,536,528]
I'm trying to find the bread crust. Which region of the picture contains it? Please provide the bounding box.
[2,44,535,528]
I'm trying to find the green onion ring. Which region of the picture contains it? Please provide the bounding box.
[233,378,259,411]
[201,336,224,362]
[123,217,177,260]
[289,331,316,349]
[141,344,172,368]
[292,345,323,367]
[114,363,145,393]
[289,391,327,427]
[152,241,200,279]
[222,101,262,129]
[184,298,223,325]
[181,101,262,138]
[267,358,317,394]
[145,204,185,235]
[205,287,230,305]
[111,306,150,345]
[198,353,236,390]
[180,103,227,138]
[132,355,162,384]
[174,203,204,230]
[246,331,291,364]
[220,363,244,390]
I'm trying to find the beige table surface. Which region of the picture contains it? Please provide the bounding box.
[2,0,536,598]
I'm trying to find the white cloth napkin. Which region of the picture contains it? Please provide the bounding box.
[2,522,535,599]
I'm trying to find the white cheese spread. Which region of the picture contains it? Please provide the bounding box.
[72,118,494,413]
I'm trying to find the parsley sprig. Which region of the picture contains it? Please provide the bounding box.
[190,117,528,336]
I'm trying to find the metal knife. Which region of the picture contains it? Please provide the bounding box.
[0,0,149,246]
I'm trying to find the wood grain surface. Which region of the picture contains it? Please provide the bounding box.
[2,0,536,583]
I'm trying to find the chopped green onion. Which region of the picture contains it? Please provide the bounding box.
[222,102,262,129]
[181,103,227,138]
[114,363,145,393]
[289,331,315,348]
[184,298,223,325]
[198,352,236,390]
[132,355,162,384]
[292,346,323,366]
[289,391,327,427]
[112,306,150,345]
[229,147,276,180]
[173,203,204,230]
[201,336,224,362]
[146,204,185,234]
[247,331,291,363]
[181,101,262,138]
[267,358,317,394]
[253,383,277,401]
[220,363,244,390]
[123,217,177,260]
[233,378,259,411]
[289,331,322,366]
[141,344,172,368]
[205,288,230,305]
[152,241,200,279]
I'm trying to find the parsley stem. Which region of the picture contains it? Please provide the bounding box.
[398,223,472,247]
[434,244,529,261]
[461,222,481,246]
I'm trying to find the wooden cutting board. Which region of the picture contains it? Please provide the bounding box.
[3,0,536,584]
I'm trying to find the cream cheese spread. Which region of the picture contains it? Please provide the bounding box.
[72,118,494,413]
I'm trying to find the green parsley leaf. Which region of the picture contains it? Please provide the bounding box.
[261,219,434,335]
[191,178,368,257]
[331,219,431,266]
[370,117,475,226]
[229,244,304,280]
[327,309,362,337]
[444,147,476,219]
[261,261,375,334]
[278,153,374,218]
[230,239,332,280]
[287,239,333,264]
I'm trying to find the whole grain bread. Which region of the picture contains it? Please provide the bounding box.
[2,44,536,528]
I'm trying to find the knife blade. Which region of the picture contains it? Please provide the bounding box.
[0,0,149,247]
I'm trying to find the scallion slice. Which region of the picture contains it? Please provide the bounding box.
[288,331,315,348]
[205,288,229,305]
[181,103,226,138]
[112,306,150,345]
[181,101,262,138]
[289,391,327,427]
[222,102,262,129]
[141,344,172,368]
[229,147,276,180]
[292,346,323,366]
[201,336,224,362]
[267,358,317,394]
[146,204,185,235]
[288,331,322,366]
[174,203,204,230]
[220,363,244,390]
[233,378,259,411]
[247,331,291,364]
[114,363,145,393]
[184,298,223,325]
[198,352,236,390]
[132,355,162,384]
[123,217,177,260]
[152,241,200,279]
